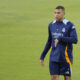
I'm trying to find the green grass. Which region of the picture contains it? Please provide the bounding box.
[0,0,80,80]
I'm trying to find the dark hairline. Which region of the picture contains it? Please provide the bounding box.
[55,6,65,11]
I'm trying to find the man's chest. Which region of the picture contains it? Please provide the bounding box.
[50,23,70,39]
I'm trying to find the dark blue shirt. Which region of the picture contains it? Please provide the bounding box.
[40,19,78,64]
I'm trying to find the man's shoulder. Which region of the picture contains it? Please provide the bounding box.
[49,19,74,25]
[49,20,56,25]
[48,20,56,28]
[62,19,74,26]
[48,19,75,29]
[66,19,75,30]
[48,21,54,28]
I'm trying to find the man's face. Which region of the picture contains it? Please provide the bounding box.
[54,9,65,21]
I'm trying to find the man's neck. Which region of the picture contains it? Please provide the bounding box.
[56,18,64,22]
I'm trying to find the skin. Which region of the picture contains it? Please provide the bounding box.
[40,8,71,80]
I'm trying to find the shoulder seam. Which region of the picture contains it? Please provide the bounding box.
[52,20,56,24]
[63,19,69,25]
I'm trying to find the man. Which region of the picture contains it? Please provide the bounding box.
[40,6,78,80]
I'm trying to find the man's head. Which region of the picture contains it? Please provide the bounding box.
[54,6,65,21]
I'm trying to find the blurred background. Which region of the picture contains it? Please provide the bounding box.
[0,0,80,80]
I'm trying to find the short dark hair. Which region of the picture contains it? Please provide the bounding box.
[55,6,65,11]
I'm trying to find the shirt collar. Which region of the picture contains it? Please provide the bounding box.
[53,18,69,25]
